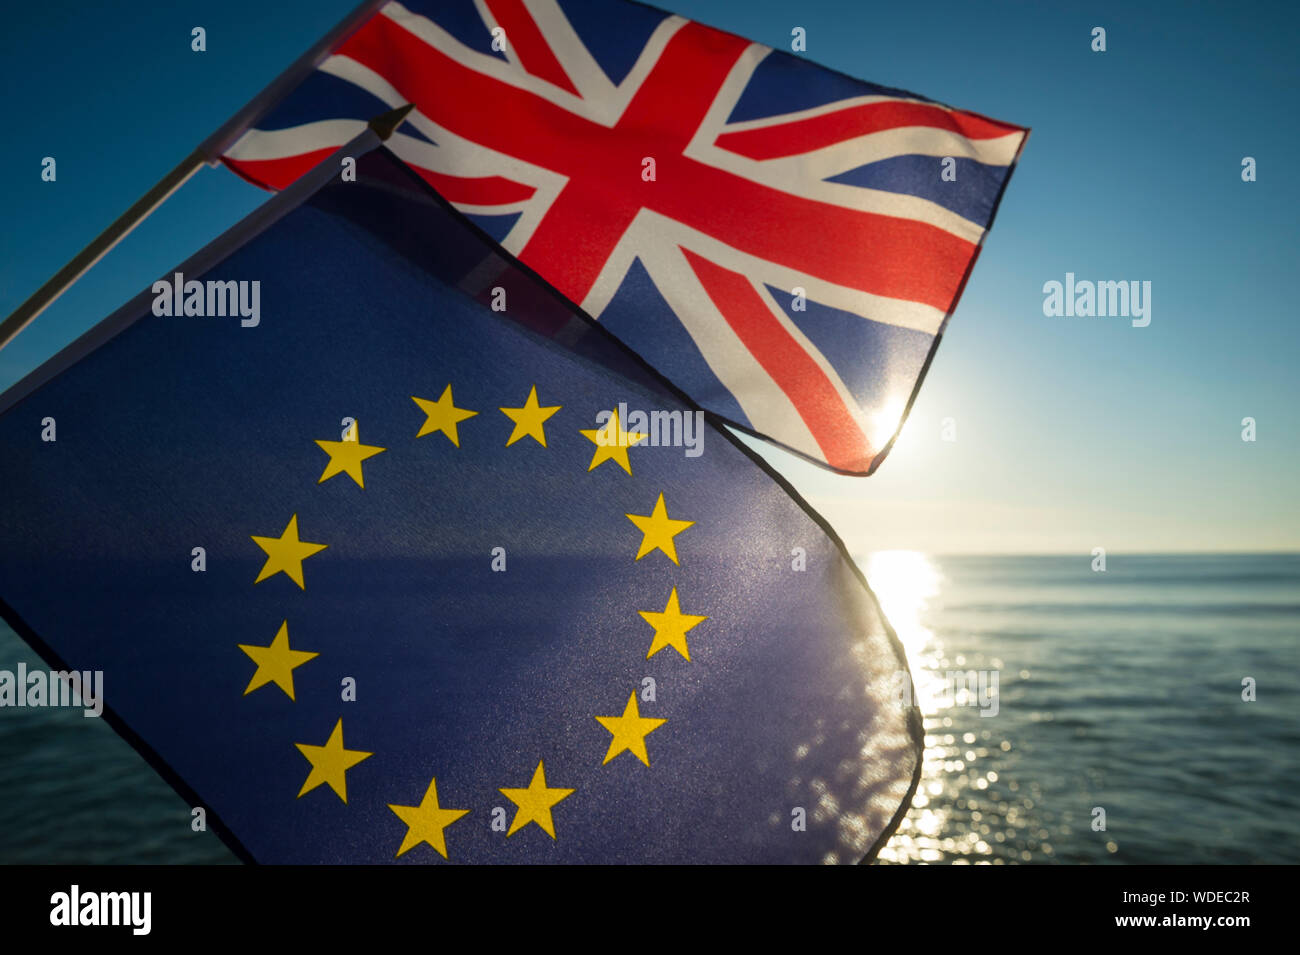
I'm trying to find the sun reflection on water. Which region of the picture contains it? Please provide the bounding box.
[863,550,943,711]
[862,551,1017,864]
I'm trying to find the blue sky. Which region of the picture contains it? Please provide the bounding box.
[2,0,1295,554]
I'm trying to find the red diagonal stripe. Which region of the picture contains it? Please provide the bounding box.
[683,248,873,471]
[222,150,338,191]
[716,101,1021,160]
[411,168,536,205]
[484,0,579,95]
[337,16,594,172]
[224,152,536,209]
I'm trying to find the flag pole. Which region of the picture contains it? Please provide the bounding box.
[0,0,390,354]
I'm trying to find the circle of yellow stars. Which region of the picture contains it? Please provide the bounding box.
[238,383,707,860]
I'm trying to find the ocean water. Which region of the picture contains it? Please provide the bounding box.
[0,553,1296,864]
[868,553,1300,864]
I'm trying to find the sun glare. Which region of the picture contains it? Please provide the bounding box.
[866,398,907,452]
[862,550,943,712]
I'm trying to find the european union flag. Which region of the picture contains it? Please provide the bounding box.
[0,141,921,863]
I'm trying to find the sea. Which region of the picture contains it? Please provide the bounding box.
[1,553,1296,864]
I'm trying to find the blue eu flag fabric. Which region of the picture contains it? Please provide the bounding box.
[0,146,921,863]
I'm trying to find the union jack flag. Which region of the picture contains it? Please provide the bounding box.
[223,0,1026,473]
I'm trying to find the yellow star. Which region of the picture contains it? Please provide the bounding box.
[580,409,646,474]
[596,693,667,766]
[499,760,574,839]
[388,777,470,860]
[625,492,694,564]
[315,425,386,488]
[251,514,327,589]
[500,385,561,447]
[412,385,478,446]
[638,587,708,661]
[295,718,372,803]
[237,620,318,701]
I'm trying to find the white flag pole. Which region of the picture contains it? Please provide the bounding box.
[0,0,390,353]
